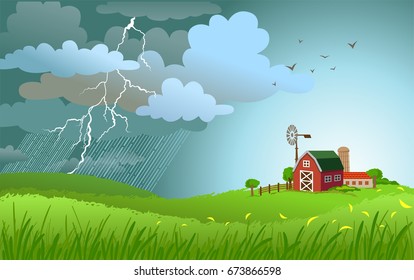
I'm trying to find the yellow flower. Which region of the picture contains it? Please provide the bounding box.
[245,213,252,220]
[339,226,353,231]
[181,223,188,227]
[399,199,412,209]
[391,211,397,219]
[348,203,353,213]
[332,219,337,224]
[361,211,370,217]
[156,221,161,225]
[225,222,230,226]
[207,217,215,222]
[306,216,319,227]
[279,213,288,220]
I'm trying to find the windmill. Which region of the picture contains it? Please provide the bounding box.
[286,125,312,163]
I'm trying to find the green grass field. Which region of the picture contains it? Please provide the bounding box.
[0,173,413,259]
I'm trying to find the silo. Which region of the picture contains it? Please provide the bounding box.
[338,146,350,172]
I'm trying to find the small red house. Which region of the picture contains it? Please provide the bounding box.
[293,150,344,192]
[344,172,374,188]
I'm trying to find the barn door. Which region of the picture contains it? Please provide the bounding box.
[300,170,313,191]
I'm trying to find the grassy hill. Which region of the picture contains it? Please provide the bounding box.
[0,172,413,259]
[0,172,413,223]
[0,172,155,197]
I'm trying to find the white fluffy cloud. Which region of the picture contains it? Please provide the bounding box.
[136,78,233,122]
[0,40,139,77]
[181,11,314,102]
[123,12,314,105]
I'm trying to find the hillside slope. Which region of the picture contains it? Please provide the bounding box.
[0,172,155,197]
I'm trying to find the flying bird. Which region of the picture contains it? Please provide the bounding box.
[310,69,315,73]
[298,39,303,43]
[286,63,297,71]
[348,41,357,48]
[330,66,336,70]
[272,82,277,86]
[320,55,329,59]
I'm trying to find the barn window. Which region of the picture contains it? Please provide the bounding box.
[365,181,369,185]
[346,180,350,185]
[324,176,332,183]
[359,181,362,185]
[303,160,310,167]
[334,175,341,181]
[352,181,356,185]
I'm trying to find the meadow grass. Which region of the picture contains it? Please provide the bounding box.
[0,193,413,260]
[1,173,411,224]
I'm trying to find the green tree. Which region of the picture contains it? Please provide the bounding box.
[366,168,383,180]
[245,178,260,196]
[283,167,294,182]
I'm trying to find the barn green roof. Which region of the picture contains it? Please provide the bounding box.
[308,150,344,172]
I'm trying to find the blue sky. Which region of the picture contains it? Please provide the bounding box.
[156,0,414,197]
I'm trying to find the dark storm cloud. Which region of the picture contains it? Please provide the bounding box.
[0,99,206,140]
[0,2,88,56]
[19,71,152,113]
[104,27,189,65]
[0,145,28,164]
[96,2,221,21]
[18,25,190,111]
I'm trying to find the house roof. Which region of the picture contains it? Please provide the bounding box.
[294,150,344,172]
[344,172,371,179]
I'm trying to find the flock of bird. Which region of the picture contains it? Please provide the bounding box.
[273,40,357,86]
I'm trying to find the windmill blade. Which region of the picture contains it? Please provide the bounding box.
[286,124,298,146]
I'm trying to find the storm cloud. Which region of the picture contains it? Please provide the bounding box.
[0,99,207,140]
[19,71,152,113]
[0,145,28,164]
[104,27,189,65]
[96,2,221,21]
[0,2,87,56]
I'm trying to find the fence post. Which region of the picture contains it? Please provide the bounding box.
[277,183,280,192]
[268,184,271,193]
[289,178,292,190]
[259,186,262,196]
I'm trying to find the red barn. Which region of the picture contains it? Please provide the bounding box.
[293,151,344,192]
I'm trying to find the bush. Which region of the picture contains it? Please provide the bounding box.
[329,185,361,192]
[366,169,399,185]
[377,178,399,185]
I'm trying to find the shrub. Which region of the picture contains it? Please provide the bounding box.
[377,178,399,185]
[329,185,361,192]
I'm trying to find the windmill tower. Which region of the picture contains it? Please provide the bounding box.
[338,146,350,172]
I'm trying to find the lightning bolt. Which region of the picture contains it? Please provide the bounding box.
[46,17,156,174]
[119,17,151,70]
